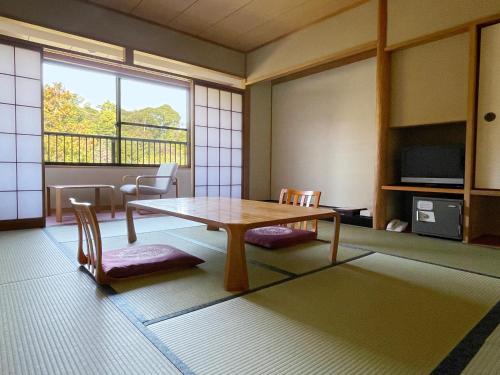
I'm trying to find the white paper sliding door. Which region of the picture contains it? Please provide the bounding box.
[193,84,243,198]
[0,41,43,227]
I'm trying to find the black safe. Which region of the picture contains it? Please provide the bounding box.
[412,197,463,240]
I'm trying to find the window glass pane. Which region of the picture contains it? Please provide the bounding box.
[43,61,116,164]
[121,78,188,128]
[44,62,115,134]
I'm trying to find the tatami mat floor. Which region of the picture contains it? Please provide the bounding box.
[0,216,499,374]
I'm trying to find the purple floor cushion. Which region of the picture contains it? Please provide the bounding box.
[245,226,317,249]
[102,244,204,278]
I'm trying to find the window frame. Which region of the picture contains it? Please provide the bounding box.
[43,58,191,168]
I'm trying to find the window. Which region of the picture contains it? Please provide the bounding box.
[43,61,190,166]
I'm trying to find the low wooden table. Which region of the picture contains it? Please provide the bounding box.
[126,197,340,291]
[46,184,116,223]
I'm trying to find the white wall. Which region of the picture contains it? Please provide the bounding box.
[271,57,377,208]
[390,33,469,127]
[249,81,272,201]
[387,0,500,46]
[45,166,192,209]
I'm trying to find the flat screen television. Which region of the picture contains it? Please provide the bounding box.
[401,144,465,185]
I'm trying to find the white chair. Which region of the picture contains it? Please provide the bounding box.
[120,163,179,207]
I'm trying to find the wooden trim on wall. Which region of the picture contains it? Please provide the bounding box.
[246,41,377,85]
[373,0,390,230]
[271,48,377,85]
[385,12,500,52]
[242,87,251,199]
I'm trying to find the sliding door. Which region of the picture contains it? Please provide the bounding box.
[0,41,43,228]
[193,84,243,198]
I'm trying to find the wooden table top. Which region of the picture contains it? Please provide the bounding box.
[128,197,336,228]
[47,184,115,189]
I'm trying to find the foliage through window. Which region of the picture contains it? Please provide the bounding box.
[43,61,189,166]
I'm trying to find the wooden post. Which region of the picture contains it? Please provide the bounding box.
[463,25,479,243]
[373,0,390,229]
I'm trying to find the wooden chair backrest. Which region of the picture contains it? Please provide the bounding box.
[70,198,106,283]
[278,188,321,233]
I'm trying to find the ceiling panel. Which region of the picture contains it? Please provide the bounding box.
[89,0,142,13]
[234,0,362,50]
[169,0,252,35]
[132,0,198,25]
[85,0,366,51]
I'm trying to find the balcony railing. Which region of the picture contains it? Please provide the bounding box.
[44,131,189,166]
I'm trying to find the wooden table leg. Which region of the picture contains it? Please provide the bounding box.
[329,212,341,263]
[46,187,51,216]
[55,188,63,223]
[126,204,137,243]
[94,188,101,213]
[224,226,249,292]
[109,187,115,218]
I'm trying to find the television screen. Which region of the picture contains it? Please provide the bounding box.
[401,144,465,185]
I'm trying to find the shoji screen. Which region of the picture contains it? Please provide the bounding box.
[0,41,43,226]
[194,84,243,198]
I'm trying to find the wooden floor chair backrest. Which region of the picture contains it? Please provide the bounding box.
[70,198,107,284]
[278,188,321,233]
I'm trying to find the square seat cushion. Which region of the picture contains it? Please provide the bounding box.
[102,244,204,279]
[244,226,317,249]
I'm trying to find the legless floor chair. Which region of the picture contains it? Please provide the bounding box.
[245,188,321,249]
[70,198,204,285]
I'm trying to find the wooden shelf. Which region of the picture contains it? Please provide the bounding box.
[381,185,464,194]
[471,189,500,197]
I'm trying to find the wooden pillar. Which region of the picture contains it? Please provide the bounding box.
[463,25,479,243]
[373,0,390,229]
[242,87,251,199]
